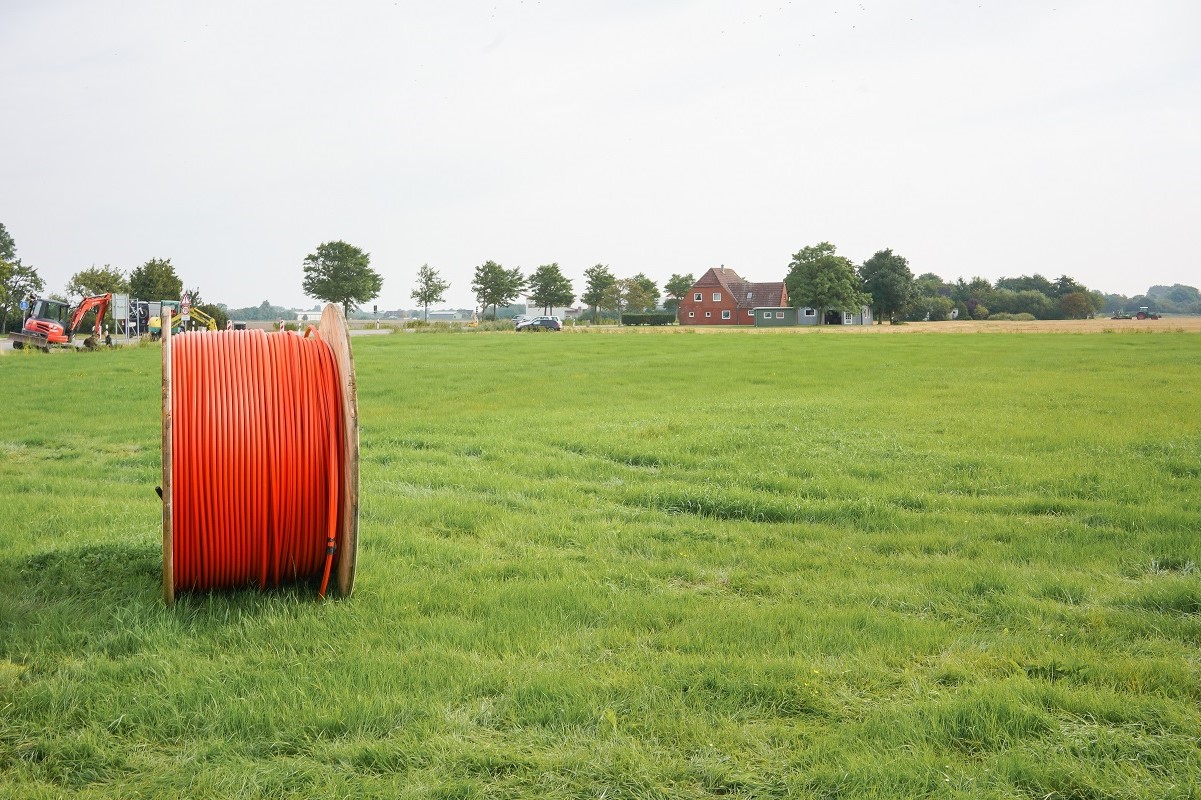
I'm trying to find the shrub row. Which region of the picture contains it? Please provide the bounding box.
[988,312,1038,321]
[621,313,677,326]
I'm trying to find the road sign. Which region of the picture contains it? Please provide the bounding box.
[19,300,27,311]
[181,292,192,322]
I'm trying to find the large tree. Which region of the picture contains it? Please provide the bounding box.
[859,249,914,324]
[302,241,382,318]
[581,264,616,324]
[951,276,995,304]
[526,263,575,314]
[784,242,870,324]
[604,276,655,321]
[471,260,524,320]
[1,259,45,333]
[67,265,130,299]
[0,222,14,262]
[905,272,953,320]
[66,265,130,331]
[996,274,1055,296]
[1,224,19,331]
[1059,291,1094,319]
[1052,274,1088,299]
[600,280,627,320]
[129,258,183,301]
[1012,290,1054,318]
[663,273,695,314]
[913,272,950,298]
[410,263,450,321]
[629,273,660,312]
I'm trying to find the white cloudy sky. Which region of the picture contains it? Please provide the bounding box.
[2,0,1197,310]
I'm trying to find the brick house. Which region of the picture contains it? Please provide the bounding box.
[677,267,788,325]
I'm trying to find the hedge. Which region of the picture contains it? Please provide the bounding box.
[621,313,677,326]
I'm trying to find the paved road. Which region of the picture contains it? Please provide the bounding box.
[1,334,145,353]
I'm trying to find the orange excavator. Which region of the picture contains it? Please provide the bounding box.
[9,293,113,351]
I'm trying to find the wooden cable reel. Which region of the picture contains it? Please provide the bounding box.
[160,305,360,605]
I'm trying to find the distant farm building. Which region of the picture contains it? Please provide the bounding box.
[753,306,874,327]
[678,267,788,326]
[520,301,583,319]
[425,310,478,322]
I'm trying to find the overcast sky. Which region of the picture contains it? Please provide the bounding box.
[2,0,1197,311]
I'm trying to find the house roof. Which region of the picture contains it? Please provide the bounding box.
[693,267,787,310]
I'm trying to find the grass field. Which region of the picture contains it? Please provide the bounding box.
[2,326,1200,798]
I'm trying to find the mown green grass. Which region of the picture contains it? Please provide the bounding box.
[2,329,1199,798]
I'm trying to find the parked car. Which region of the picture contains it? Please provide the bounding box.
[516,316,562,331]
[512,315,531,326]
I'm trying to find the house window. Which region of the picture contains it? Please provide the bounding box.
[693,292,702,302]
[762,312,771,319]
[688,311,695,318]
[803,308,815,317]
[712,292,722,302]
[705,311,711,318]
[721,310,731,320]
[775,311,785,319]
[746,310,753,317]
[844,311,853,324]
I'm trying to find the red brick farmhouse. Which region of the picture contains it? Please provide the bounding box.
[677,267,788,326]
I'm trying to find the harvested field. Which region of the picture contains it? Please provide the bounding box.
[673,316,1201,334]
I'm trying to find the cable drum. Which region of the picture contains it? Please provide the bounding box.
[160,305,360,604]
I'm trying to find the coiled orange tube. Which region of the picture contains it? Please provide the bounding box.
[169,329,345,598]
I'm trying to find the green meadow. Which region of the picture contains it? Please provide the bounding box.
[2,328,1199,799]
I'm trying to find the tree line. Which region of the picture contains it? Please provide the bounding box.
[4,221,1196,335]
[323,240,1153,326]
[467,261,699,323]
[782,242,1145,324]
[296,239,709,322]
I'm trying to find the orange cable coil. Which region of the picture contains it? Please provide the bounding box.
[170,329,345,597]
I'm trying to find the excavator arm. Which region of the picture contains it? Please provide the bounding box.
[187,307,218,331]
[67,294,113,339]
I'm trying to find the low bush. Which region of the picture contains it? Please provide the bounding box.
[621,313,676,326]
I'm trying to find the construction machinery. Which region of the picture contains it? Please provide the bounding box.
[9,294,112,351]
[148,301,181,339]
[1112,307,1161,320]
[148,303,219,337]
[185,307,218,331]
